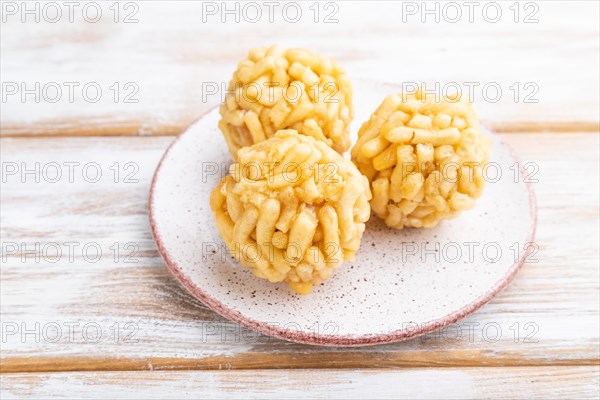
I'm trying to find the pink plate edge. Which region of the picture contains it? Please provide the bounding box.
[148,106,538,347]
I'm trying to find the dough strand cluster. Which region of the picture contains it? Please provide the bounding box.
[218,45,353,159]
[210,130,371,294]
[351,92,491,229]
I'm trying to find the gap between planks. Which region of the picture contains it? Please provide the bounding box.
[2,353,600,374]
[1,120,599,138]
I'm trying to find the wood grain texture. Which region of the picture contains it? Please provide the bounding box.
[2,367,599,399]
[1,133,598,373]
[1,2,599,396]
[1,1,599,137]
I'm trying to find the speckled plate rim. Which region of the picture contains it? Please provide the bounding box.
[148,106,538,347]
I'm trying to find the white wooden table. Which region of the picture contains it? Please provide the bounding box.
[1,2,599,398]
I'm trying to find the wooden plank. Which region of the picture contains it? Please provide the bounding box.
[1,2,598,137]
[2,367,599,399]
[1,133,598,372]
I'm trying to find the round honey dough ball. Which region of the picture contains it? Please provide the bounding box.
[218,45,353,159]
[210,129,371,295]
[351,92,491,229]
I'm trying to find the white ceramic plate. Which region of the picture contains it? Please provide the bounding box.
[149,80,537,346]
